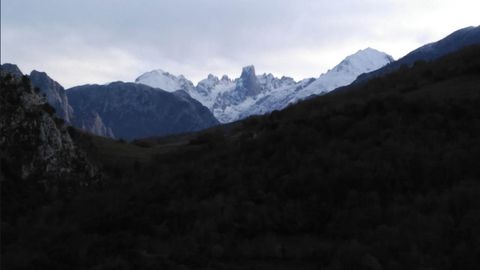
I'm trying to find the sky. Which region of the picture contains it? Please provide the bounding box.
[1,0,479,88]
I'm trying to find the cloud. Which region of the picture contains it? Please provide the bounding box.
[1,0,479,87]
[1,27,146,87]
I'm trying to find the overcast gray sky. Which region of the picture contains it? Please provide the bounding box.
[1,0,479,88]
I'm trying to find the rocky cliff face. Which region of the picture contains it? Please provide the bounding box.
[0,64,74,124]
[75,111,115,138]
[0,73,100,190]
[237,65,261,97]
[27,69,115,138]
[29,70,74,124]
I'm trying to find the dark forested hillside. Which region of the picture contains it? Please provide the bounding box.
[2,46,480,270]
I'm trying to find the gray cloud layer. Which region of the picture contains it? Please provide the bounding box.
[1,0,479,87]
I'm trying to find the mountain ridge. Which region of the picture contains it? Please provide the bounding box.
[354,25,480,84]
[66,81,219,140]
[136,48,393,122]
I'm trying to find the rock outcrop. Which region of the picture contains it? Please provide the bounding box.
[29,70,74,124]
[0,72,100,191]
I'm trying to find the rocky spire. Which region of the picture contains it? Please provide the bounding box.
[238,65,261,97]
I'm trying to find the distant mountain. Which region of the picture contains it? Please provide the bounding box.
[242,48,394,120]
[135,69,196,92]
[66,82,219,140]
[208,65,295,123]
[136,48,393,123]
[355,25,480,84]
[194,74,236,109]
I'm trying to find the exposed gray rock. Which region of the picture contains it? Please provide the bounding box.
[0,63,23,78]
[237,65,261,97]
[0,73,100,190]
[75,111,115,138]
[29,70,74,123]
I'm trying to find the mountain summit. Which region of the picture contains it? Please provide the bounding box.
[291,48,394,101]
[355,25,480,84]
[238,65,261,97]
[135,69,195,92]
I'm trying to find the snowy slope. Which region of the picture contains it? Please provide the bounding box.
[135,69,195,92]
[355,26,480,84]
[206,66,307,122]
[238,48,393,120]
[296,48,394,101]
[242,48,394,119]
[191,74,235,109]
[135,48,393,123]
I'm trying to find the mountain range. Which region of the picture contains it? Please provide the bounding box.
[136,48,394,123]
[1,26,479,140]
[136,26,480,124]
[0,65,220,140]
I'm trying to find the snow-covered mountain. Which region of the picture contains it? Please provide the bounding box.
[136,48,393,123]
[134,69,195,92]
[242,48,394,119]
[194,74,235,108]
[295,48,394,101]
[355,26,480,84]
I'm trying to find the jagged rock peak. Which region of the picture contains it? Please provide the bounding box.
[239,65,261,97]
[241,65,256,77]
[207,74,218,80]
